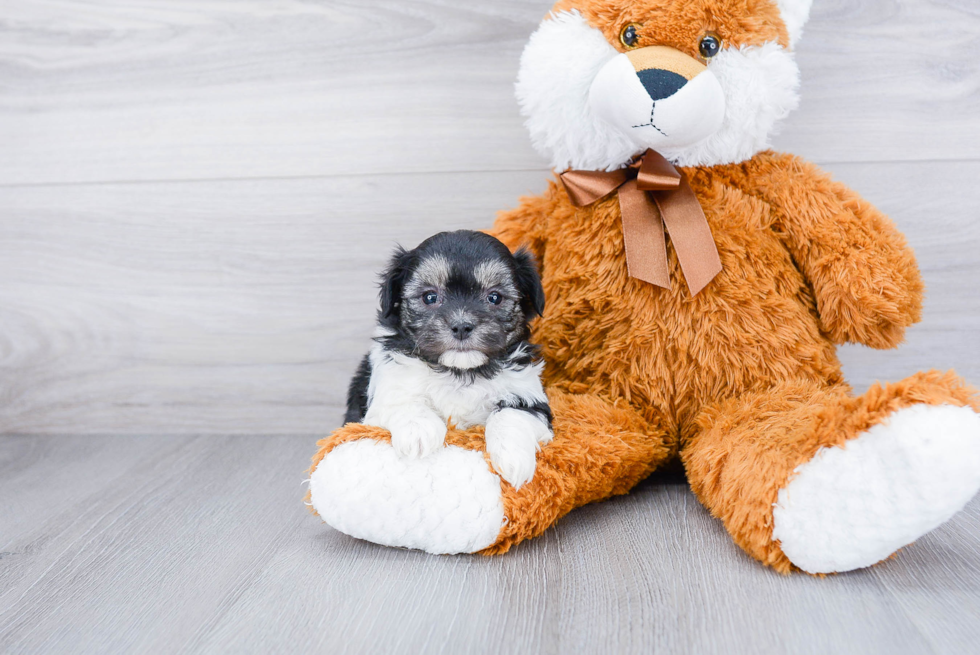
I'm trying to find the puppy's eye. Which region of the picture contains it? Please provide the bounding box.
[487,291,502,305]
[699,32,722,60]
[422,291,439,305]
[620,23,641,49]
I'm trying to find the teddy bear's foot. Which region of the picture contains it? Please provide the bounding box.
[307,390,672,555]
[772,404,980,574]
[309,430,505,554]
[685,371,980,574]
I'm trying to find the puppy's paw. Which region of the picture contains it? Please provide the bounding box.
[487,436,537,490]
[485,409,549,489]
[389,411,448,459]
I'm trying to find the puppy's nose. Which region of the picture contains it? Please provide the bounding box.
[450,321,475,340]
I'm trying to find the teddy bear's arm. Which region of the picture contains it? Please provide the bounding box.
[743,151,924,349]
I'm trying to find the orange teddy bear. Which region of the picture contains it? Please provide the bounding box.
[308,0,980,574]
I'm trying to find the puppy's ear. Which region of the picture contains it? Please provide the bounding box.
[513,248,545,318]
[379,246,413,326]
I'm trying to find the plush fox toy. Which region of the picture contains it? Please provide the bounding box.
[308,0,980,573]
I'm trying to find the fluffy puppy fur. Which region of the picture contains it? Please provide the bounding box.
[345,230,553,488]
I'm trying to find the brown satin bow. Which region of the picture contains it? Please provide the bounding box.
[559,149,722,296]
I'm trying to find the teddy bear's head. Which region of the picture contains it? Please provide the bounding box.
[517,0,812,171]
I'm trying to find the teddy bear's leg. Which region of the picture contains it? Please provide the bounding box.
[682,372,980,574]
[307,389,672,555]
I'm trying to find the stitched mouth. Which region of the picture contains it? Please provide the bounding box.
[631,101,668,136]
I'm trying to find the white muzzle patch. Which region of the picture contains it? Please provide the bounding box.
[439,350,489,370]
[589,51,726,152]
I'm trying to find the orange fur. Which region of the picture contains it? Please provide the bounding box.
[485,148,973,568]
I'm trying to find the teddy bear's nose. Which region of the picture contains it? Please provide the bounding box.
[636,68,688,101]
[625,45,707,101]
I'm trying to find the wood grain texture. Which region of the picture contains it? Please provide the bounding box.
[1,161,977,434]
[1,0,979,187]
[0,170,547,434]
[2,0,978,434]
[1,435,979,655]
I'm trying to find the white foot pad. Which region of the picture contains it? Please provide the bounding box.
[773,404,980,573]
[309,440,505,554]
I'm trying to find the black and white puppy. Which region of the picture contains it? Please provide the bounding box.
[345,230,552,489]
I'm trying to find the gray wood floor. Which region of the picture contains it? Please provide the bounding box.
[2,435,980,654]
[2,1,980,653]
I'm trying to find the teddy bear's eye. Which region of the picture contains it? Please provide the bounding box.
[620,23,641,49]
[699,33,722,60]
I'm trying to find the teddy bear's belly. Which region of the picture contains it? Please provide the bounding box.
[535,200,842,422]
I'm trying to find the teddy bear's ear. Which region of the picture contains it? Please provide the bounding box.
[775,0,813,47]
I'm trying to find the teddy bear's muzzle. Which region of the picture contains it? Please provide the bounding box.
[589,45,726,151]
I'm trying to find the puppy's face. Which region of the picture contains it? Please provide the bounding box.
[379,231,545,370]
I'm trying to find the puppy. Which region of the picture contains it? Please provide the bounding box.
[345,230,552,489]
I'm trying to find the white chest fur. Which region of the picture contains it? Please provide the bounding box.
[364,344,546,429]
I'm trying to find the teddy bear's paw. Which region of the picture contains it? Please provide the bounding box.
[309,439,505,554]
[772,404,980,574]
[485,409,551,489]
[386,410,448,459]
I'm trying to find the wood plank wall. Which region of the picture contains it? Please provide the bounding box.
[1,0,978,435]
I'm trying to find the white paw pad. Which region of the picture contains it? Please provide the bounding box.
[773,404,980,573]
[310,439,505,554]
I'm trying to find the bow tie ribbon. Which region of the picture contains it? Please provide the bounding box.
[559,149,722,296]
